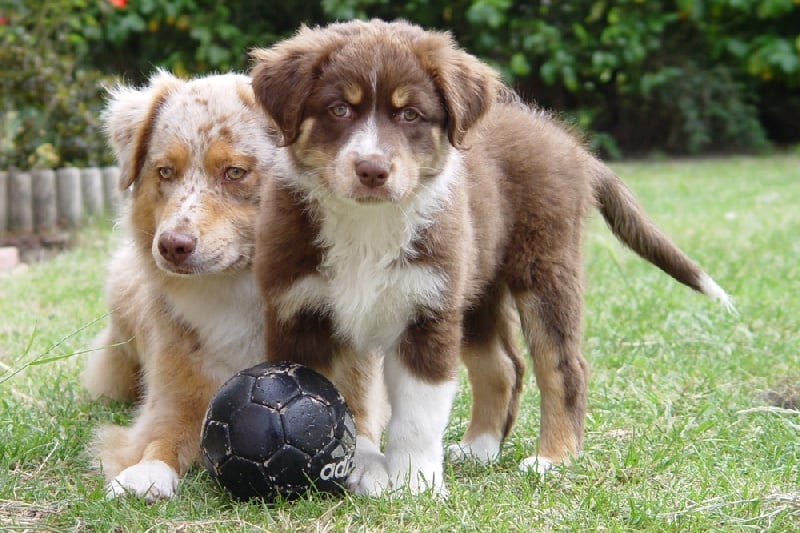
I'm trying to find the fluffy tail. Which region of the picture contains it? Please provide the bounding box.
[591,160,734,311]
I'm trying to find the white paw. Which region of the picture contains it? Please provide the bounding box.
[446,433,501,463]
[347,437,390,497]
[385,452,448,498]
[106,460,179,502]
[401,468,448,499]
[519,455,554,475]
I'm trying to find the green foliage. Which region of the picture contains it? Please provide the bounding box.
[2,0,799,164]
[648,63,769,154]
[496,0,797,155]
[84,0,327,81]
[0,1,117,169]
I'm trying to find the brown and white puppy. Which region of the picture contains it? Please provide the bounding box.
[82,71,275,501]
[250,20,731,496]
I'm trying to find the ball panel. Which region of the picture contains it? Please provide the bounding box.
[342,407,356,442]
[228,403,284,463]
[291,365,342,405]
[237,361,278,378]
[200,419,231,470]
[264,445,313,495]
[217,456,275,501]
[327,396,357,442]
[282,395,336,456]
[252,371,301,410]
[206,374,255,422]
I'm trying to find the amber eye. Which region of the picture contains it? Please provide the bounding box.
[399,107,420,122]
[329,103,352,119]
[157,167,175,180]
[224,167,247,181]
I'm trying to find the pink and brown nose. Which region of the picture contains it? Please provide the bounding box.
[356,159,389,188]
[158,231,197,265]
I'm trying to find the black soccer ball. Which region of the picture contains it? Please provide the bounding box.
[200,361,356,501]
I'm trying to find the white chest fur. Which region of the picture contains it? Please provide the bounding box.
[275,154,462,354]
[276,205,448,354]
[166,272,264,381]
[323,243,446,353]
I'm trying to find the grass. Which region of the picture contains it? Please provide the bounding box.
[2,155,799,531]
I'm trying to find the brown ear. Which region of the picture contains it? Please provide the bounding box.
[250,25,349,145]
[103,70,183,190]
[415,31,502,147]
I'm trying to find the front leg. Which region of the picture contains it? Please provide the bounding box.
[383,354,457,496]
[382,315,460,496]
[102,387,214,502]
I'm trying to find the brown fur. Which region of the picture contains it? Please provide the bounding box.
[250,20,729,494]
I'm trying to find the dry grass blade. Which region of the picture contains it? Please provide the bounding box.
[658,492,800,525]
[0,499,64,531]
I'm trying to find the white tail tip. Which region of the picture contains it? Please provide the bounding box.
[698,273,736,313]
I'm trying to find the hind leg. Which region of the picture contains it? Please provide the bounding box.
[512,278,588,473]
[448,284,525,463]
[83,245,146,403]
[82,323,141,403]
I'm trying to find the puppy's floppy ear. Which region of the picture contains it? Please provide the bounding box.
[416,31,502,147]
[249,25,348,145]
[103,69,182,190]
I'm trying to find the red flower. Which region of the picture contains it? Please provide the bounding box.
[107,0,127,8]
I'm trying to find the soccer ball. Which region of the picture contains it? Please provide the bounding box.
[200,361,356,501]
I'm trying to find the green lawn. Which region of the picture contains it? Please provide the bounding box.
[1,155,798,531]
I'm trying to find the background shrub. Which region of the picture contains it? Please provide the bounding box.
[0,1,116,169]
[1,0,798,168]
[84,0,328,81]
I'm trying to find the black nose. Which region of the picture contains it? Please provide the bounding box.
[356,159,389,188]
[158,231,197,265]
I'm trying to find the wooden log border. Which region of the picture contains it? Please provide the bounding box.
[1,166,124,238]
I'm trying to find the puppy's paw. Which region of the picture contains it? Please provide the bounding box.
[519,455,555,475]
[386,453,448,498]
[446,433,501,464]
[106,460,179,502]
[400,469,449,499]
[347,437,390,497]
